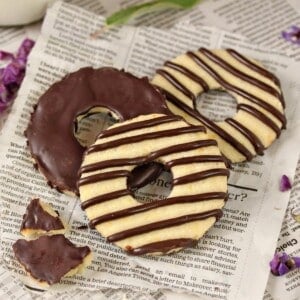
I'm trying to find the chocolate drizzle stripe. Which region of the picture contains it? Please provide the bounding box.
[81,189,131,209]
[199,48,282,100]
[157,69,196,101]
[87,126,206,154]
[126,238,198,255]
[78,170,129,186]
[164,61,209,91]
[238,104,281,137]
[225,118,265,155]
[227,48,285,109]
[99,115,181,138]
[89,192,227,226]
[166,155,225,168]
[160,89,254,160]
[186,51,286,127]
[173,168,230,186]
[226,49,281,87]
[81,140,218,174]
[107,209,223,242]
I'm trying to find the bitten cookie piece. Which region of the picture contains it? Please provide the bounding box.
[20,199,65,238]
[152,48,286,163]
[79,114,229,255]
[13,235,92,286]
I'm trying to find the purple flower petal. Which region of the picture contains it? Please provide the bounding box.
[278,262,290,276]
[280,175,292,192]
[282,25,300,45]
[0,38,35,114]
[270,252,300,276]
[17,38,35,61]
[293,256,300,268]
[0,50,14,61]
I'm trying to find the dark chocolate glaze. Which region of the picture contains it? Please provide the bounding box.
[199,48,283,101]
[98,115,180,139]
[25,67,170,194]
[126,238,198,255]
[87,125,206,154]
[89,192,227,227]
[107,209,223,242]
[226,50,282,90]
[164,61,209,91]
[80,140,218,174]
[79,170,130,186]
[20,199,64,232]
[173,168,230,186]
[225,118,265,155]
[81,189,131,210]
[127,162,164,190]
[158,89,253,161]
[186,51,286,127]
[157,69,196,101]
[165,155,226,168]
[238,104,281,137]
[13,235,91,285]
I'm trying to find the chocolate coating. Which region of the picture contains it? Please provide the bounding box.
[13,235,91,285]
[20,199,64,233]
[25,67,170,194]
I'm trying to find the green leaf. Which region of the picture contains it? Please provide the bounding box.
[106,0,202,26]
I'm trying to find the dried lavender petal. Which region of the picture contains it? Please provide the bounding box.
[282,25,300,45]
[293,256,300,268]
[0,38,34,113]
[17,38,35,61]
[280,175,292,192]
[269,255,280,273]
[0,51,14,60]
[270,252,300,276]
[0,102,8,112]
[278,263,290,276]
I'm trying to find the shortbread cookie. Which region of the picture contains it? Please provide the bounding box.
[79,114,229,255]
[152,48,286,163]
[20,198,65,238]
[25,67,170,195]
[13,235,92,286]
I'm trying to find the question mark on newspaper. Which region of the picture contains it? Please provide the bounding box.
[240,193,247,201]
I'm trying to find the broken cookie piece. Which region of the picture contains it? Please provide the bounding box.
[20,198,65,238]
[13,235,92,286]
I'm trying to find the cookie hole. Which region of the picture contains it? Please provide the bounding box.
[74,109,117,147]
[127,162,173,204]
[196,89,237,122]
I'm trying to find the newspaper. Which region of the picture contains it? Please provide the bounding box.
[101,0,300,61]
[0,2,300,300]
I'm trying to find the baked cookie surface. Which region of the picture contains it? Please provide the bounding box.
[79,114,229,255]
[152,48,286,163]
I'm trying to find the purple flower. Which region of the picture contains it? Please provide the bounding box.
[0,50,14,61]
[0,38,35,113]
[280,175,292,192]
[270,252,300,276]
[282,26,300,45]
[17,38,35,61]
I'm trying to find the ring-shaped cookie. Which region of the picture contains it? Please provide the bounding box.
[79,114,229,255]
[152,48,286,163]
[25,67,170,195]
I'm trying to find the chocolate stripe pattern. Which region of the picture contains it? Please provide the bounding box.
[152,48,286,163]
[79,114,228,255]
